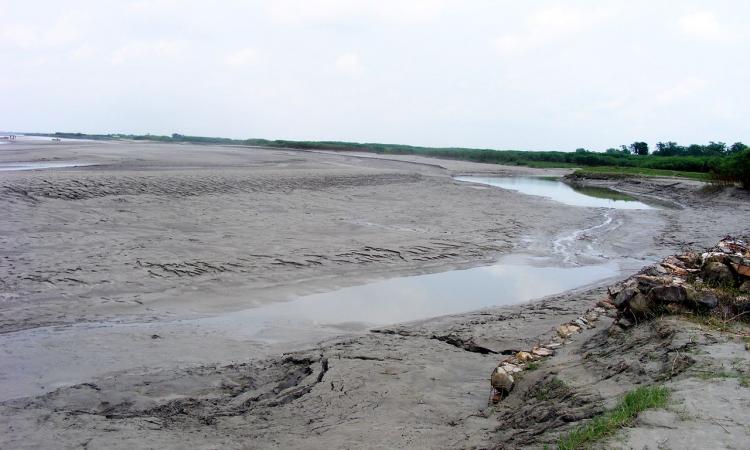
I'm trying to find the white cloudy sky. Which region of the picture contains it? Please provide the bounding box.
[1,0,748,150]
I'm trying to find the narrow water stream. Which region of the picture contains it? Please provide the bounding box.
[455,176,652,209]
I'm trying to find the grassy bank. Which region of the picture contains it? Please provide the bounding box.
[556,385,670,450]
[572,166,710,181]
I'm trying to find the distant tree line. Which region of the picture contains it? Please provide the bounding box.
[600,140,748,157]
[37,132,750,188]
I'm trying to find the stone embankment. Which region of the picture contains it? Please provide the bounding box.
[610,236,750,325]
[489,237,750,404]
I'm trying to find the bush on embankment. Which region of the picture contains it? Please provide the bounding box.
[712,149,750,188]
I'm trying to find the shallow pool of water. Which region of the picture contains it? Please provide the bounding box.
[0,255,622,399]
[0,162,94,171]
[455,176,652,209]
[200,256,620,341]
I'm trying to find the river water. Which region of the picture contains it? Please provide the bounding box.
[454,176,652,209]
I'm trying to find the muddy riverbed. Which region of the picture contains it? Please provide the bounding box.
[1,139,749,448]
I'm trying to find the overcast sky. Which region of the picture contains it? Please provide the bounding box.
[1,1,748,151]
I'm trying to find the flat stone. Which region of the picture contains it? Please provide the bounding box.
[500,363,523,374]
[661,262,689,277]
[531,347,553,357]
[636,275,672,293]
[642,265,668,276]
[557,324,581,338]
[663,255,687,268]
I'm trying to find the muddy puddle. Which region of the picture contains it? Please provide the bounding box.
[455,176,652,209]
[201,255,619,341]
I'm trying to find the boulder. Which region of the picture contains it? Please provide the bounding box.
[516,351,536,362]
[617,317,635,329]
[642,265,669,276]
[627,292,652,317]
[730,262,750,278]
[702,252,729,265]
[557,324,581,338]
[716,238,749,255]
[490,367,514,403]
[663,255,687,268]
[607,279,635,299]
[636,275,672,293]
[648,285,688,304]
[597,299,616,310]
[698,292,719,309]
[727,255,744,265]
[740,280,750,293]
[676,252,701,267]
[685,287,719,310]
[614,287,638,308]
[702,261,735,286]
[584,310,600,323]
[531,347,553,357]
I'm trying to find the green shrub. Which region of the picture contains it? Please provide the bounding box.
[713,148,750,188]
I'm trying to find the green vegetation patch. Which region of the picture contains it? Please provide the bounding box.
[569,185,636,201]
[525,361,541,371]
[572,166,710,181]
[556,385,670,450]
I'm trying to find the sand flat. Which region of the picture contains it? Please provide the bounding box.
[2,139,749,448]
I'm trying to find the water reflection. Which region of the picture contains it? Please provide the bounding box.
[455,176,652,209]
[202,257,619,341]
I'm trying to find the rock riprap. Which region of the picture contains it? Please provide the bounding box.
[607,237,750,325]
[488,305,612,404]
[488,237,750,404]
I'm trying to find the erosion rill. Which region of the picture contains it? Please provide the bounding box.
[488,237,750,447]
